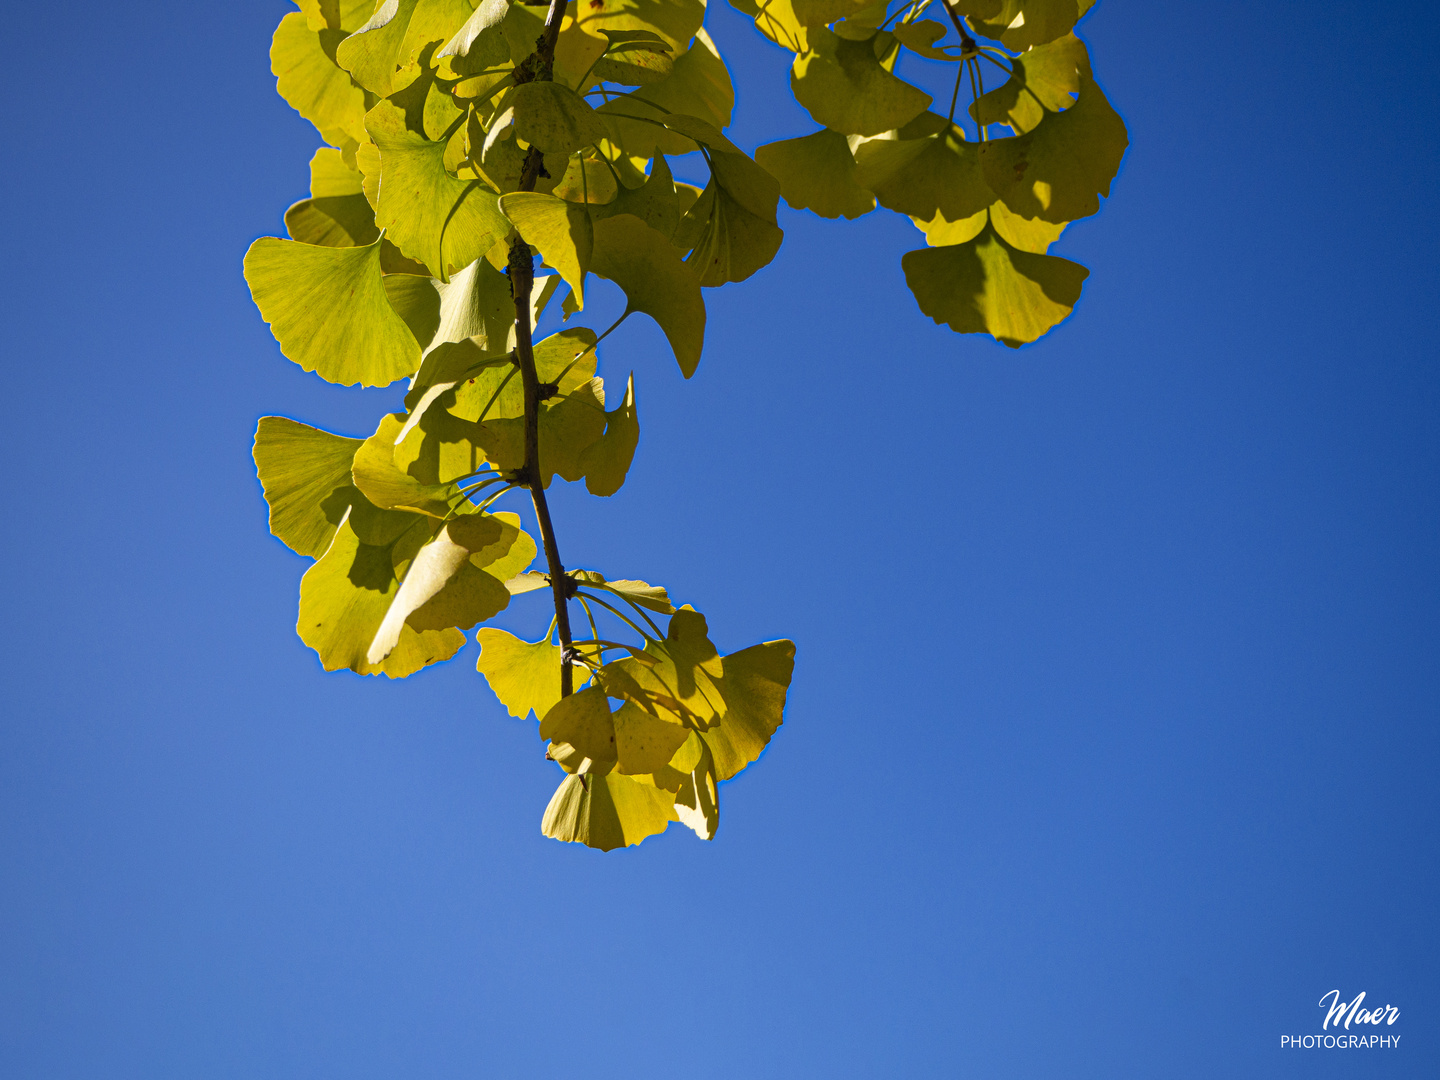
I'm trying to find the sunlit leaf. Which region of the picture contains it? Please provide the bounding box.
[580,372,639,496]
[571,569,675,614]
[901,222,1088,345]
[244,236,421,387]
[296,0,379,33]
[668,734,718,837]
[966,0,1094,51]
[253,416,365,558]
[352,413,455,516]
[367,101,511,279]
[678,150,784,287]
[367,512,513,663]
[791,27,931,136]
[591,28,675,86]
[979,72,1126,223]
[590,214,705,377]
[552,155,619,205]
[756,129,875,219]
[284,193,380,247]
[613,701,690,775]
[890,19,962,60]
[970,31,1086,133]
[574,0,706,57]
[272,12,368,150]
[540,771,675,850]
[791,0,869,27]
[592,154,688,239]
[433,257,516,353]
[436,0,511,75]
[309,146,365,198]
[500,192,593,309]
[726,0,808,52]
[853,120,993,223]
[298,510,466,677]
[511,81,606,155]
[476,628,565,720]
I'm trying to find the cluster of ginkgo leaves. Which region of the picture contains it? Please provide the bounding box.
[243,0,1121,851]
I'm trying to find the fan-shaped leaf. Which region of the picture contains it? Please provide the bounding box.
[272,12,368,150]
[476,628,566,720]
[970,31,1087,134]
[901,223,1088,345]
[244,236,421,387]
[756,129,875,219]
[979,72,1126,223]
[853,121,992,223]
[540,771,675,850]
[791,27,931,136]
[253,417,365,558]
[590,214,705,377]
[511,81,606,155]
[580,372,639,496]
[367,102,511,280]
[500,192,593,309]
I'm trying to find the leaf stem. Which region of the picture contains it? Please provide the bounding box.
[576,591,657,643]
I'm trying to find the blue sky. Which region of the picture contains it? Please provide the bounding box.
[1,1,1436,1076]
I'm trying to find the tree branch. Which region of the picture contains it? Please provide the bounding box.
[509,0,578,698]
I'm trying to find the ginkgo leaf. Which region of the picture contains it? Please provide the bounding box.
[272,12,368,150]
[244,236,421,387]
[901,223,1088,346]
[667,734,719,838]
[540,771,675,850]
[678,150,785,287]
[580,373,639,496]
[853,121,993,223]
[979,72,1127,223]
[551,155,619,205]
[381,274,443,351]
[352,413,455,516]
[757,129,875,219]
[727,0,808,52]
[575,0,706,57]
[629,29,733,129]
[298,510,467,677]
[367,512,512,663]
[436,0,510,75]
[970,31,1087,133]
[989,200,1067,253]
[612,701,690,775]
[336,0,475,97]
[791,27,931,136]
[967,0,1094,51]
[253,417,365,558]
[540,686,618,763]
[432,257,516,353]
[284,193,380,247]
[697,639,795,780]
[476,628,565,720]
[335,0,420,97]
[511,81,606,155]
[792,0,870,26]
[500,192,593,309]
[296,0,378,33]
[591,28,675,86]
[592,154,689,239]
[367,101,511,280]
[309,147,365,198]
[590,214,705,377]
[890,19,962,60]
[571,569,675,614]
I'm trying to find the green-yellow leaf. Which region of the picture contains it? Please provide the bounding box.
[284,193,380,247]
[511,81,606,156]
[790,27,931,136]
[580,372,639,496]
[436,0,511,75]
[539,686,617,763]
[552,155,619,205]
[298,511,466,677]
[476,628,565,721]
[756,128,875,219]
[727,0,808,52]
[891,19,962,60]
[252,416,365,558]
[367,512,512,663]
[970,31,1087,134]
[296,0,379,33]
[309,146,364,197]
[901,223,1088,346]
[792,0,870,27]
[979,72,1127,223]
[352,413,455,516]
[590,214,705,377]
[540,771,675,851]
[367,101,511,279]
[613,701,689,775]
[678,150,785,287]
[272,11,368,150]
[853,121,993,223]
[500,192,593,309]
[967,0,1093,51]
[244,236,421,387]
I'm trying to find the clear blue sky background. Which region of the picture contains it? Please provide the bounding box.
[1,1,1436,1076]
